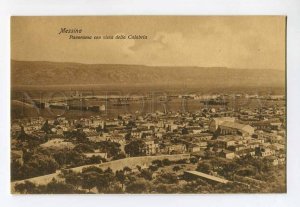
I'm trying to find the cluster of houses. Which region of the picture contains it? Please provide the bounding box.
[11,102,286,167]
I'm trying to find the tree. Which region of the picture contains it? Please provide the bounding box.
[182,127,189,135]
[96,168,115,193]
[172,165,182,172]
[116,170,126,189]
[104,167,113,174]
[46,179,75,194]
[214,182,252,193]
[181,179,212,193]
[149,165,159,172]
[162,158,172,166]
[124,140,145,157]
[124,174,136,186]
[152,159,163,167]
[113,152,126,160]
[74,143,95,153]
[102,124,109,133]
[97,141,121,158]
[27,139,42,150]
[53,119,60,126]
[190,157,198,164]
[75,130,88,143]
[155,184,178,193]
[96,174,111,193]
[52,151,67,166]
[123,166,132,174]
[82,171,100,192]
[117,115,122,120]
[236,167,256,177]
[17,126,27,142]
[87,155,105,164]
[64,171,83,190]
[262,157,276,174]
[41,120,52,134]
[196,162,212,174]
[11,160,23,181]
[19,154,59,180]
[14,181,37,194]
[139,169,153,181]
[53,150,86,167]
[220,162,240,177]
[95,125,102,132]
[156,172,178,184]
[126,181,148,193]
[126,120,136,130]
[125,133,131,141]
[136,165,142,171]
[154,184,169,193]
[175,159,188,164]
[75,123,83,128]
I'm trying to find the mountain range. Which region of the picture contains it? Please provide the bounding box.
[11,60,285,88]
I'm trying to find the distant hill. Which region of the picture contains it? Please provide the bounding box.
[11,60,285,88]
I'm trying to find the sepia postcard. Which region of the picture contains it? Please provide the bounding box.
[11,16,286,194]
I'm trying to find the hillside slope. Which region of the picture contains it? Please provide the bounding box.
[11,60,285,88]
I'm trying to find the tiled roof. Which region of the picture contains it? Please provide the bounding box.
[219,121,253,133]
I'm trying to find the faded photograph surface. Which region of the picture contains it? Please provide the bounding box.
[11,16,286,194]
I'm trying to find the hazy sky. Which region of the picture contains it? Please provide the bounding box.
[11,16,286,70]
